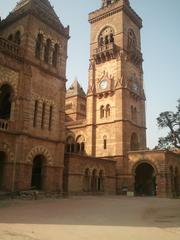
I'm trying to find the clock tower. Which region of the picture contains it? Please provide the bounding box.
[86,0,146,190]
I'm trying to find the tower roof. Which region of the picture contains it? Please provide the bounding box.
[66,79,86,98]
[1,0,69,37]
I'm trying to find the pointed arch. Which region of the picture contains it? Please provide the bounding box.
[26,146,53,165]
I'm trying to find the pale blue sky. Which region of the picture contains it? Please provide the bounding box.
[1,0,180,149]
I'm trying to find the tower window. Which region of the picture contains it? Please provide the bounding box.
[14,31,21,45]
[103,136,107,150]
[48,105,53,131]
[106,104,111,117]
[35,33,43,59]
[128,29,137,50]
[100,105,105,119]
[33,100,38,127]
[44,39,51,64]
[98,26,114,47]
[52,44,59,67]
[41,102,46,129]
[130,133,139,151]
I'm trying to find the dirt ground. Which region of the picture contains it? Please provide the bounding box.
[0,196,180,240]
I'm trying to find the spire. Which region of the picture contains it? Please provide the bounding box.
[66,79,86,98]
[1,0,69,37]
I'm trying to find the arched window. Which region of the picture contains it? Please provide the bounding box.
[41,102,46,129]
[14,31,21,45]
[8,34,13,41]
[128,29,136,50]
[0,84,13,120]
[33,100,38,127]
[76,135,85,154]
[44,39,51,64]
[52,44,59,67]
[110,33,114,43]
[98,26,114,46]
[106,104,111,117]
[103,136,107,150]
[48,105,53,131]
[100,105,105,119]
[130,133,139,151]
[35,33,43,59]
[66,136,75,153]
[131,105,133,120]
[134,107,137,122]
[131,106,137,122]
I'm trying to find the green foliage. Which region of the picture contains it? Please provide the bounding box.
[156,99,180,150]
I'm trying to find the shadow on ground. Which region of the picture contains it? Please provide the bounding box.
[0,196,180,228]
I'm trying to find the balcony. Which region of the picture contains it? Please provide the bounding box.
[93,43,116,64]
[0,37,23,60]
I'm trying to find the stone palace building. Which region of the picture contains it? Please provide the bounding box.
[0,0,179,198]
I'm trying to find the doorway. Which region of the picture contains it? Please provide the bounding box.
[135,162,156,196]
[31,155,45,190]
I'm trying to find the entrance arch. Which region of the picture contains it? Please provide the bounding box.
[0,151,6,190]
[134,162,156,196]
[31,155,45,190]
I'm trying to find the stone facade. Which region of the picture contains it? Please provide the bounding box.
[65,0,180,197]
[0,0,179,197]
[0,0,69,192]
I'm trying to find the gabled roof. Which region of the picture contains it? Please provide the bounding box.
[1,0,69,37]
[66,79,86,98]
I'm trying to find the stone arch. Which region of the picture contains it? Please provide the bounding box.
[131,160,158,176]
[96,24,117,43]
[26,146,53,165]
[0,79,17,97]
[132,160,158,196]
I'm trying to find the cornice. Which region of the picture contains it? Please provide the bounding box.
[89,2,142,28]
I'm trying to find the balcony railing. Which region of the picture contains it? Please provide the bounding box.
[93,43,116,64]
[0,119,9,131]
[0,37,23,59]
[93,42,115,55]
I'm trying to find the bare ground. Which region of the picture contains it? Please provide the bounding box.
[0,196,180,240]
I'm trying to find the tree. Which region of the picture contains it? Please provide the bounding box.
[157,99,180,150]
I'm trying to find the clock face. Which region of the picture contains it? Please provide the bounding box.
[100,80,108,90]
